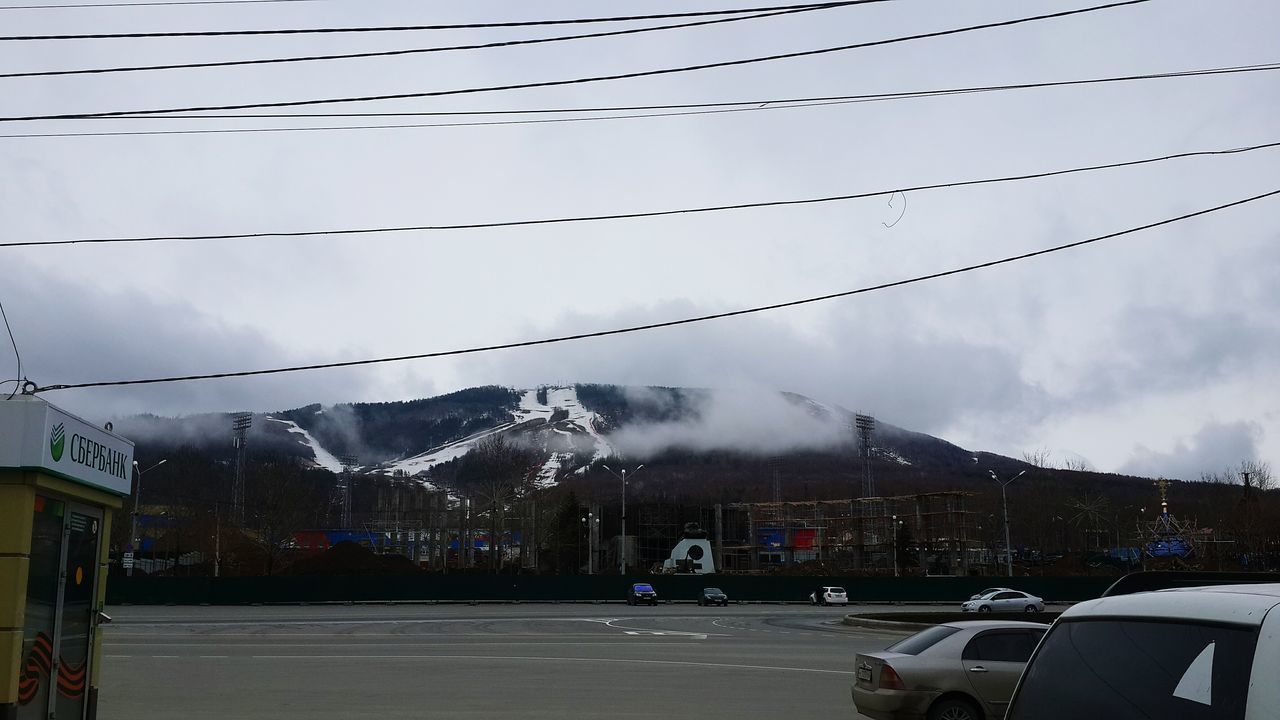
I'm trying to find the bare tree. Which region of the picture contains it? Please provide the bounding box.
[1022,448,1052,468]
[454,435,541,573]
[1239,460,1274,491]
[1061,457,1093,472]
[247,457,329,576]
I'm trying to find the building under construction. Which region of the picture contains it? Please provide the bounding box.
[716,492,977,575]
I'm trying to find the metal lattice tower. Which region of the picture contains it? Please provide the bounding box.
[770,456,783,504]
[339,454,359,527]
[855,414,876,498]
[231,413,252,525]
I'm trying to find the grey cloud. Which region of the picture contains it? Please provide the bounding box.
[3,257,382,423]
[472,298,1049,441]
[1121,420,1263,481]
[609,384,848,458]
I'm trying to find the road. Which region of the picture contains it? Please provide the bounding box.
[98,603,911,719]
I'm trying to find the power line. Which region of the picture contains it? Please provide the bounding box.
[4,140,1275,249]
[0,0,1150,122]
[0,1,877,37]
[96,62,1280,120]
[1,0,330,9]
[34,187,1280,393]
[7,63,1276,138]
[0,5,856,79]
[0,296,21,400]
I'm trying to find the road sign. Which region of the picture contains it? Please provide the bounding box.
[122,552,134,570]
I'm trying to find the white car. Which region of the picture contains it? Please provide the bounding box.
[961,589,1044,613]
[1007,582,1280,719]
[810,586,849,606]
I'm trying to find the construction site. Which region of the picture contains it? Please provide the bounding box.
[627,492,977,576]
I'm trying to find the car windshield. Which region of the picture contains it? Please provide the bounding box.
[830,587,846,594]
[1008,619,1258,720]
[886,625,962,655]
[633,584,654,592]
[704,588,722,594]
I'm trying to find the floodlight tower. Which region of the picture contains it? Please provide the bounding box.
[231,413,252,525]
[855,414,876,498]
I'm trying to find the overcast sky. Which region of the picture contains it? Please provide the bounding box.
[2,0,1277,480]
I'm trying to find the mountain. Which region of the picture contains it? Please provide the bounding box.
[114,383,1032,498]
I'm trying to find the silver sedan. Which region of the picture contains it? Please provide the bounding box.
[961,589,1045,613]
[852,620,1046,720]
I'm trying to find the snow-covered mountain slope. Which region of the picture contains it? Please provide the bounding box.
[376,386,613,485]
[265,417,345,473]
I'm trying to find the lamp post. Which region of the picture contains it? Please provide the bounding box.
[128,459,167,577]
[989,469,1026,578]
[601,464,644,575]
[891,515,899,577]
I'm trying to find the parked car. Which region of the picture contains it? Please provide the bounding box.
[852,620,1046,720]
[698,587,728,606]
[969,587,1010,600]
[961,589,1044,613]
[1006,582,1280,719]
[626,582,658,606]
[810,586,849,606]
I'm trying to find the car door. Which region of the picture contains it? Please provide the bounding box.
[962,629,1045,718]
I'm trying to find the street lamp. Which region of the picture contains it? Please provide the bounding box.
[989,469,1026,578]
[891,515,899,577]
[601,464,644,575]
[128,459,167,577]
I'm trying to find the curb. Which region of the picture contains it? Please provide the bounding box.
[842,615,935,632]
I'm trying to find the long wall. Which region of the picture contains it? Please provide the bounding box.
[107,575,1114,605]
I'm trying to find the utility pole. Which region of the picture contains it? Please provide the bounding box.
[990,470,1026,578]
[128,459,166,576]
[601,464,644,575]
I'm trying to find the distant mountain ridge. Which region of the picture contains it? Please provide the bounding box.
[113,383,1018,494]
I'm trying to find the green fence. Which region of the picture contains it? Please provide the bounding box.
[106,575,1114,605]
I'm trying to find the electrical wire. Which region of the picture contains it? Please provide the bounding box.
[3,0,335,9]
[87,61,1280,120]
[6,63,1275,138]
[0,0,1150,122]
[33,186,1280,393]
[0,297,21,399]
[3,140,1275,249]
[0,1,879,37]
[0,5,848,78]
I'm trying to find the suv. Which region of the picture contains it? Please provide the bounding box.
[626,582,658,606]
[1006,582,1280,719]
[810,586,849,606]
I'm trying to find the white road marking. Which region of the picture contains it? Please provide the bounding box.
[245,654,857,675]
[602,618,724,638]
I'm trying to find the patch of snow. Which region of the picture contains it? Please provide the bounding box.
[265,417,344,473]
[536,452,574,488]
[382,421,517,476]
[876,448,912,466]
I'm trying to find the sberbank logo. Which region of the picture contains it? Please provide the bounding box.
[50,423,65,462]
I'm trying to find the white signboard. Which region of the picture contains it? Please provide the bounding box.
[0,395,135,496]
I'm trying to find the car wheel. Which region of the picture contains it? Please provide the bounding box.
[1024,605,1037,613]
[928,697,981,720]
[977,605,991,613]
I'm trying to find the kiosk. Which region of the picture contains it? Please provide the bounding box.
[0,396,133,720]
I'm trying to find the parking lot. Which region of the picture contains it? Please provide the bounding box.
[99,603,909,719]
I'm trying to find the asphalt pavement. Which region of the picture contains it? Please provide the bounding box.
[98,603,911,719]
